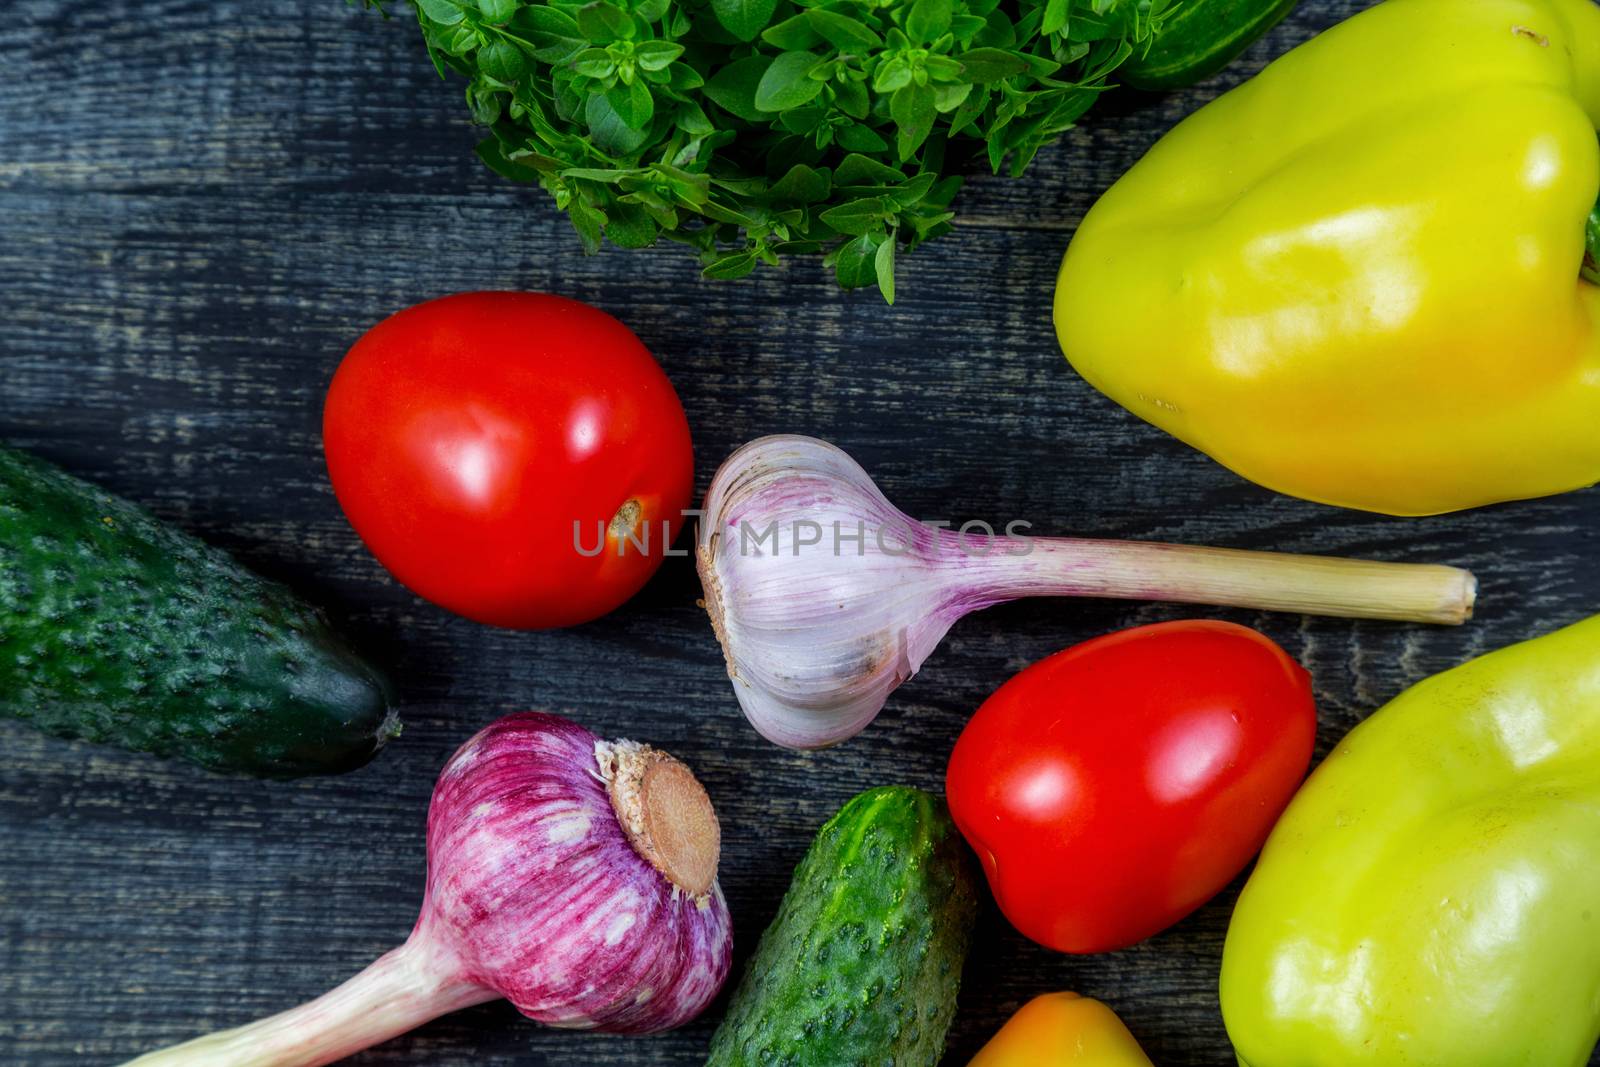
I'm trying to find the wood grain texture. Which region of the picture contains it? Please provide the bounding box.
[2,1,1598,1063]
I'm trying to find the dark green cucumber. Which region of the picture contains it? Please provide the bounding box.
[1582,193,1598,285]
[0,444,397,776]
[706,786,977,1067]
[1123,0,1300,90]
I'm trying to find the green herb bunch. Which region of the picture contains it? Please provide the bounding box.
[396,0,1173,299]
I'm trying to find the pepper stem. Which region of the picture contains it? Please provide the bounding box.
[955,534,1476,626]
[1583,192,1599,285]
[119,938,495,1067]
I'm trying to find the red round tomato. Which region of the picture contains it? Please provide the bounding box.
[322,292,693,629]
[946,620,1315,954]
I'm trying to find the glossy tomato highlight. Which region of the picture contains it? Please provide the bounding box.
[323,292,693,629]
[946,620,1315,954]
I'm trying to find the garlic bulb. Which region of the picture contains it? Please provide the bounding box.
[696,435,1476,749]
[124,713,732,1065]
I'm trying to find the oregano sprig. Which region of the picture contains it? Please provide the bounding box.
[386,0,1175,300]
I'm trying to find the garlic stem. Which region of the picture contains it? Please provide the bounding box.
[951,533,1475,625]
[121,938,494,1067]
[696,436,1481,749]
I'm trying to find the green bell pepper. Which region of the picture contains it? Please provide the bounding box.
[1220,614,1600,1066]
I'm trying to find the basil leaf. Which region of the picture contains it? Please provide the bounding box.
[511,5,578,33]
[891,82,936,160]
[654,163,712,205]
[1020,52,1062,77]
[874,234,896,304]
[834,233,882,288]
[933,80,971,112]
[1041,0,1069,37]
[475,138,541,181]
[908,206,954,240]
[703,54,772,121]
[950,13,987,41]
[444,24,481,55]
[703,248,760,279]
[805,8,882,49]
[676,100,715,135]
[422,0,1174,296]
[568,198,605,254]
[605,77,655,128]
[561,167,634,182]
[765,163,831,203]
[975,10,1016,47]
[834,153,904,185]
[985,123,1008,172]
[577,1,635,43]
[585,91,651,153]
[754,51,826,112]
[713,0,777,42]
[633,40,685,70]
[761,13,823,50]
[819,197,888,236]
[836,122,888,152]
[570,47,616,78]
[700,199,756,226]
[778,104,825,135]
[510,6,585,61]
[888,172,936,206]
[905,0,952,45]
[873,55,912,93]
[955,46,1028,82]
[479,39,528,82]
[832,75,869,118]
[418,0,465,25]
[605,201,659,247]
[668,62,705,89]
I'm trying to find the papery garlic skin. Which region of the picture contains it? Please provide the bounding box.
[697,436,1477,751]
[424,713,732,1032]
[697,436,966,749]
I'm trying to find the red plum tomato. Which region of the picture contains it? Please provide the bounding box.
[322,292,693,629]
[946,619,1316,954]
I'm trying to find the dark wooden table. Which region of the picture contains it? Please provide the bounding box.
[3,1,1597,1063]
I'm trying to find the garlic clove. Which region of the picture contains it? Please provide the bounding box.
[697,436,956,748]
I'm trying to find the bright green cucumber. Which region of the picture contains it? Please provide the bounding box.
[1123,0,1300,90]
[0,444,397,776]
[706,786,978,1067]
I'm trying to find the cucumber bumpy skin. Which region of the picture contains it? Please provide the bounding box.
[707,786,978,1067]
[0,445,397,777]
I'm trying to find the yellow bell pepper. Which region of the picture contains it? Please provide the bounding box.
[969,993,1154,1066]
[1220,613,1600,1065]
[1054,0,1600,516]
